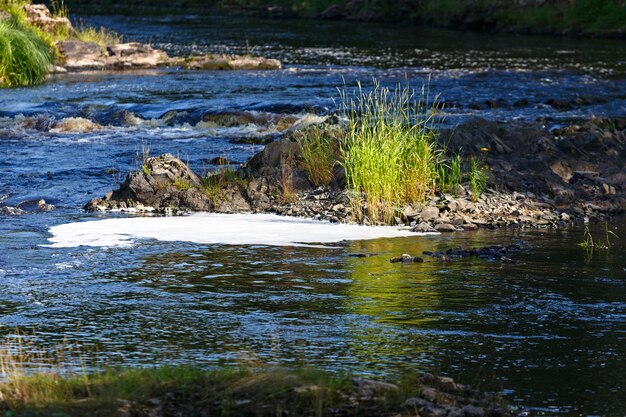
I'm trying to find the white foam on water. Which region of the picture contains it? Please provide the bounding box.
[47,213,422,248]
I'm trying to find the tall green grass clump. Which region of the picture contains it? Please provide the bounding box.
[75,25,120,46]
[298,127,336,187]
[437,153,462,196]
[340,81,441,224]
[468,156,488,202]
[1,0,60,50]
[0,21,52,87]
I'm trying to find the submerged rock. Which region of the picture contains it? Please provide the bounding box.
[51,117,101,133]
[16,199,55,212]
[0,198,54,215]
[179,54,282,70]
[390,254,424,263]
[0,206,26,216]
[106,42,165,69]
[422,244,523,263]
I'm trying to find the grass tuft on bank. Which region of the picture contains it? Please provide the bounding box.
[340,81,442,224]
[0,366,364,416]
[0,20,52,86]
[0,0,120,87]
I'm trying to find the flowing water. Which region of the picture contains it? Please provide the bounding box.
[1,13,625,416]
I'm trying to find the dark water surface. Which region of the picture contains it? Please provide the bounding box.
[1,13,625,416]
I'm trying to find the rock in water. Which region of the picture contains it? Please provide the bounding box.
[105,43,166,69]
[180,54,282,70]
[85,154,212,212]
[57,41,105,71]
[57,41,167,71]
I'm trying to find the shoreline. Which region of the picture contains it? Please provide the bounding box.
[0,366,516,417]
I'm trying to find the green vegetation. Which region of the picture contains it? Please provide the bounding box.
[201,166,247,204]
[468,156,488,202]
[74,23,120,46]
[0,20,52,86]
[1,0,68,55]
[64,0,626,37]
[340,81,441,224]
[494,0,626,36]
[437,153,462,196]
[579,222,619,251]
[0,0,120,87]
[422,0,626,35]
[0,366,367,416]
[141,163,152,176]
[0,330,419,417]
[298,127,336,188]
[173,177,191,191]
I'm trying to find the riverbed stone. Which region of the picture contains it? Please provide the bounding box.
[105,42,166,69]
[412,222,436,233]
[16,198,54,212]
[435,223,459,232]
[463,405,485,417]
[352,377,398,398]
[180,54,281,70]
[404,397,432,409]
[57,40,106,71]
[403,205,420,219]
[420,206,440,221]
[421,387,438,402]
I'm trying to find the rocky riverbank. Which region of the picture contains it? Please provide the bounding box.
[85,116,625,232]
[0,367,515,417]
[55,40,281,72]
[0,2,281,85]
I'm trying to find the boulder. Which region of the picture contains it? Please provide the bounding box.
[412,222,436,233]
[22,4,71,33]
[402,205,420,219]
[420,206,440,221]
[57,41,167,71]
[352,377,398,398]
[51,117,101,133]
[105,42,166,69]
[85,154,211,212]
[57,40,106,71]
[16,198,54,212]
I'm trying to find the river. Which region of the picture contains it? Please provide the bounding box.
[0,13,625,416]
